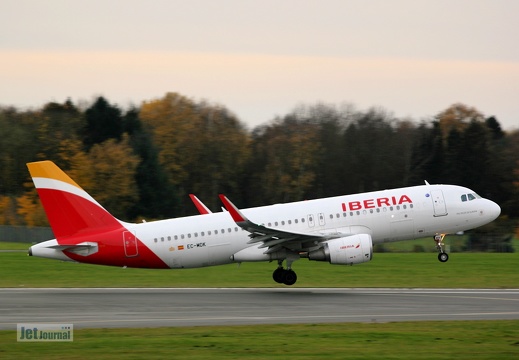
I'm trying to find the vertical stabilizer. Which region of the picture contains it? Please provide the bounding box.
[27,161,122,239]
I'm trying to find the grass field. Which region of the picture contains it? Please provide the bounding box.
[1,321,518,359]
[1,243,518,288]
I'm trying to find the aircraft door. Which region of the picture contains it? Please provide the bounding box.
[318,213,326,226]
[123,231,139,257]
[307,214,315,227]
[430,189,448,217]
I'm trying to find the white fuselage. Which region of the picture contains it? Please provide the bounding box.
[124,184,500,268]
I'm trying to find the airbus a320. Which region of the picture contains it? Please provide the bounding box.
[28,161,500,285]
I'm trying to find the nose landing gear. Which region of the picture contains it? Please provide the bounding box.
[434,234,449,262]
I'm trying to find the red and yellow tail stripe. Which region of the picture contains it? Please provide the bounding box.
[28,161,121,239]
[27,161,169,268]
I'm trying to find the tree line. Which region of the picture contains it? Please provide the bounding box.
[1,93,518,247]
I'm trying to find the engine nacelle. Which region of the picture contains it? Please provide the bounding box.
[308,234,373,265]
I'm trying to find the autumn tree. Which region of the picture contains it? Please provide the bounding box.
[68,136,139,220]
[246,116,320,205]
[37,100,82,164]
[140,93,250,213]
[436,103,485,140]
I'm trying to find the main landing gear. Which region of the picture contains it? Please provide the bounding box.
[434,234,449,262]
[272,259,298,286]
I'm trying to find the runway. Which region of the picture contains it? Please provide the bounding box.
[1,288,519,329]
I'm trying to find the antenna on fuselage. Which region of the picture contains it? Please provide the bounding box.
[424,180,430,185]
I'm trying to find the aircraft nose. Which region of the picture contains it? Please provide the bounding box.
[488,200,501,221]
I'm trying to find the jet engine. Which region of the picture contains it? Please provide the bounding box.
[308,234,373,265]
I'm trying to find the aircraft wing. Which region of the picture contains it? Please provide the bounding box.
[219,195,343,253]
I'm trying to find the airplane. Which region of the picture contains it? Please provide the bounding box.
[27,160,501,285]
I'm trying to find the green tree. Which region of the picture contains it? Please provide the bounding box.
[0,107,39,195]
[82,97,123,150]
[124,108,179,220]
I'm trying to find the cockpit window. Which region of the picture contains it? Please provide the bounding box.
[461,193,481,202]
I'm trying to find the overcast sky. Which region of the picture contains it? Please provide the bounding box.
[1,0,518,129]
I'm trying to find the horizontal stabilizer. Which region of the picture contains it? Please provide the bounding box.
[47,242,98,256]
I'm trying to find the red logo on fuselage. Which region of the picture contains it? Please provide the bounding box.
[341,195,412,212]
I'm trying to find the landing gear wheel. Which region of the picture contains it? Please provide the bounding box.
[438,252,449,263]
[273,268,285,283]
[434,234,449,263]
[283,270,297,286]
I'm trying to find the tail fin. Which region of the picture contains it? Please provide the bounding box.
[27,161,122,239]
